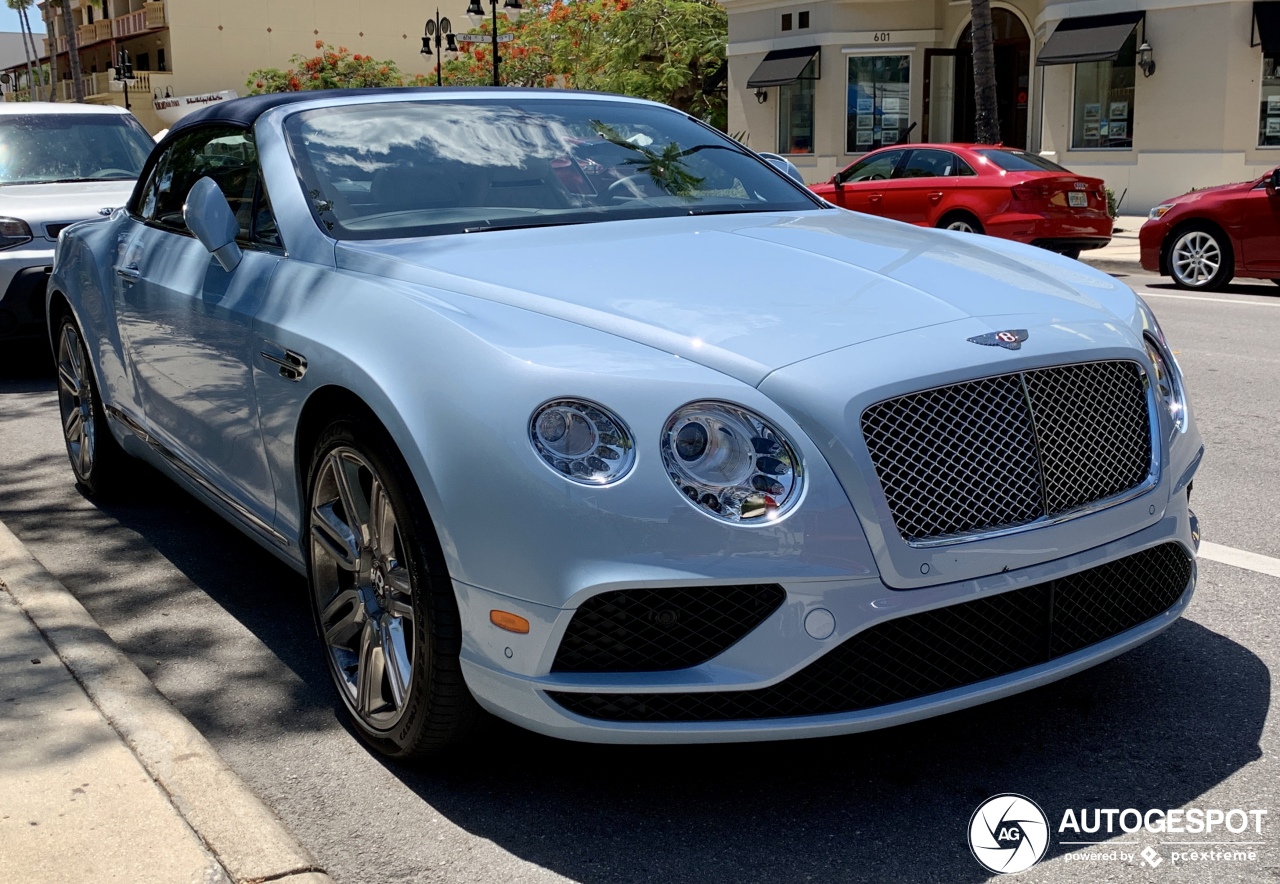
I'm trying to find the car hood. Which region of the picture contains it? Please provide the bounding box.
[0,180,136,228]
[336,210,1138,386]
[1161,178,1256,206]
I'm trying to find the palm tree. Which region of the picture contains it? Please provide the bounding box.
[19,1,44,100]
[969,0,1000,144]
[6,0,38,100]
[49,0,84,102]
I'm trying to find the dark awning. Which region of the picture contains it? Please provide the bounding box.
[1256,2,1280,54]
[746,47,820,88]
[1036,12,1143,65]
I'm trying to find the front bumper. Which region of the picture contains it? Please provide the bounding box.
[1139,220,1169,273]
[0,245,55,340]
[455,504,1197,743]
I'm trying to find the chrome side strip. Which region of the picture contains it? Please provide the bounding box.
[105,404,291,548]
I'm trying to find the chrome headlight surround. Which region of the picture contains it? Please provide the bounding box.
[1137,297,1187,434]
[529,398,635,485]
[660,401,804,524]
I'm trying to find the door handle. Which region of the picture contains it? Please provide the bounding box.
[928,192,943,204]
[868,194,883,203]
[116,263,140,282]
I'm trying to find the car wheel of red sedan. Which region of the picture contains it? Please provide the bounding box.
[938,213,983,235]
[1167,227,1233,291]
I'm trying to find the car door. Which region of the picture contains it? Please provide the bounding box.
[1240,172,1280,275]
[830,149,906,214]
[879,149,965,225]
[113,126,283,524]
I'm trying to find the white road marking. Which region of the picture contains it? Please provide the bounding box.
[1198,541,1280,578]
[1139,292,1280,307]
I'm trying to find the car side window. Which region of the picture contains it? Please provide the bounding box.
[954,155,977,177]
[141,127,262,240]
[252,183,283,249]
[901,149,963,179]
[838,149,905,184]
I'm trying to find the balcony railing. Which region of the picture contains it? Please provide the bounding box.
[113,10,148,39]
[46,69,172,102]
[144,1,166,29]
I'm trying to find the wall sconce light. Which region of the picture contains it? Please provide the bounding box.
[1137,41,1155,77]
[755,88,768,104]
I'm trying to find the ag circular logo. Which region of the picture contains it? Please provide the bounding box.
[969,794,1050,874]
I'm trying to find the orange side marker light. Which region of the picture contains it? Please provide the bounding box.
[490,610,530,634]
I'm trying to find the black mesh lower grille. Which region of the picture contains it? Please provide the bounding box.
[548,544,1192,722]
[551,584,787,672]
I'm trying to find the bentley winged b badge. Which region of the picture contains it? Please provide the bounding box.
[968,329,1029,350]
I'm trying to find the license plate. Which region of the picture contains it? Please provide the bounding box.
[1068,192,1089,208]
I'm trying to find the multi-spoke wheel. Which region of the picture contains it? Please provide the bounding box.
[1168,227,1232,291]
[55,314,127,496]
[306,420,478,758]
[937,213,983,235]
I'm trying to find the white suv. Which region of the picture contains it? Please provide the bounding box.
[0,102,154,342]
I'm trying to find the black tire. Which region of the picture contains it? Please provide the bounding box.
[1058,248,1082,260]
[1165,225,1233,291]
[305,417,480,759]
[54,313,131,497]
[937,212,984,235]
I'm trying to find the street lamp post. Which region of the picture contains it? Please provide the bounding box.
[113,49,134,111]
[421,9,457,87]
[464,0,523,87]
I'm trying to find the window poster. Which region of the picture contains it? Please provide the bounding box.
[855,129,875,146]
[882,97,903,113]
[1268,117,1280,137]
[1083,122,1100,139]
[1109,101,1129,120]
[857,97,874,114]
[1110,121,1128,139]
[1269,94,1280,115]
[1084,103,1101,122]
[857,114,874,129]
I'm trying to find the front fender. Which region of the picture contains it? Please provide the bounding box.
[256,265,876,608]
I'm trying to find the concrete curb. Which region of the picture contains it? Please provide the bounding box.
[0,517,333,884]
[1080,257,1144,276]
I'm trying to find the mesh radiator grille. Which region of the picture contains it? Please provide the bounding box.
[860,360,1153,542]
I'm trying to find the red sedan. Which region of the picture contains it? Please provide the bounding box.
[1140,166,1280,290]
[809,144,1112,258]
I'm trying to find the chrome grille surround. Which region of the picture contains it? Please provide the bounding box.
[861,360,1156,545]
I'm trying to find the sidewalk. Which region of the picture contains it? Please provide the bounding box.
[0,519,333,884]
[1079,213,1146,274]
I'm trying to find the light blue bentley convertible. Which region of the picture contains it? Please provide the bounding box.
[49,89,1203,759]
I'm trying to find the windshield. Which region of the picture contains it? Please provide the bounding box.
[0,114,154,184]
[284,99,822,239]
[975,149,1070,173]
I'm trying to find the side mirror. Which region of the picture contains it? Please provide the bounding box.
[757,151,805,185]
[184,177,242,272]
[1268,167,1280,197]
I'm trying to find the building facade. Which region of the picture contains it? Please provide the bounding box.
[3,0,473,132]
[724,0,1280,212]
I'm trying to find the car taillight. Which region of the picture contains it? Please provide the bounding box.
[1011,183,1050,201]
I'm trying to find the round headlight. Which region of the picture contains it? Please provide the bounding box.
[661,401,804,523]
[529,399,635,484]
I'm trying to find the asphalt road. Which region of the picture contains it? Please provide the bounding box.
[0,271,1277,884]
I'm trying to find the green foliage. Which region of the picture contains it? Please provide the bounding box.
[1104,186,1119,218]
[437,0,727,127]
[246,42,405,94]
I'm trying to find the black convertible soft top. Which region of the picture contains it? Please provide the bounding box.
[166,86,589,137]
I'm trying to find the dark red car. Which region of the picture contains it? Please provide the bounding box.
[809,144,1112,258]
[1140,166,1280,290]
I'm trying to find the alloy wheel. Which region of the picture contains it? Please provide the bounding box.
[946,219,976,233]
[56,321,95,482]
[310,446,417,731]
[1170,230,1223,288]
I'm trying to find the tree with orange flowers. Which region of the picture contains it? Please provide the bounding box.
[246,42,407,94]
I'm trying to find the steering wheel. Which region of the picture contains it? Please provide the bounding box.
[89,168,134,178]
[867,173,887,181]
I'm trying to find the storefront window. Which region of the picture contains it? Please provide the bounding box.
[846,55,911,153]
[1072,32,1136,149]
[1262,53,1280,147]
[778,59,817,154]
